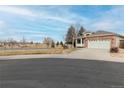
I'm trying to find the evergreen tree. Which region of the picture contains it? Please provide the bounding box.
[56,41,59,46]
[78,26,85,36]
[51,40,55,48]
[60,41,64,46]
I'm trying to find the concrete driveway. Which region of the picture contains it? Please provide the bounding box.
[57,48,110,59]
[0,48,124,63]
[53,48,124,62]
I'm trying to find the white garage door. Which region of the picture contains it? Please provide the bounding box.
[88,40,111,49]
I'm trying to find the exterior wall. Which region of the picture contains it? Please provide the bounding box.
[115,37,120,47]
[117,37,124,48]
[84,38,88,48]
[119,37,124,40]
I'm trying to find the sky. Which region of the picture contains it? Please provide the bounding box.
[0,5,124,42]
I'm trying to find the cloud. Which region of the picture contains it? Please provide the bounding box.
[1,6,124,42]
[0,6,70,23]
[40,15,73,24]
[0,6,88,24]
[0,20,6,28]
[0,6,37,17]
[1,6,124,32]
[88,6,124,34]
[0,28,46,42]
[11,29,45,35]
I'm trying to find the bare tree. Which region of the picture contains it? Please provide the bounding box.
[7,38,17,47]
[74,22,81,34]
[22,36,26,44]
[43,37,55,48]
[30,41,34,44]
[65,25,76,47]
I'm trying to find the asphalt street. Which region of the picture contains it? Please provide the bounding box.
[0,58,124,88]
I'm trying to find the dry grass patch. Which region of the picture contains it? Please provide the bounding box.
[0,49,64,56]
[0,48,76,56]
[63,48,76,54]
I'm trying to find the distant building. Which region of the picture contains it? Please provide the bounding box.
[75,31,124,49]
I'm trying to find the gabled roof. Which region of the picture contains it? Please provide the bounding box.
[91,30,124,38]
[76,30,124,38]
[83,31,92,34]
[92,30,114,35]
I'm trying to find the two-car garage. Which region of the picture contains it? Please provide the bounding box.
[76,31,124,49]
[86,34,124,49]
[85,34,116,49]
[88,40,111,49]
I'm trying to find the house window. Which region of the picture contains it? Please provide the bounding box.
[77,39,81,44]
[86,34,90,36]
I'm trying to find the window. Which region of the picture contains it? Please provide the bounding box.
[77,39,81,44]
[86,34,90,36]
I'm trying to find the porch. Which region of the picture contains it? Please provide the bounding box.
[75,37,85,48]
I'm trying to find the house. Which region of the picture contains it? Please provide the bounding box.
[75,31,124,49]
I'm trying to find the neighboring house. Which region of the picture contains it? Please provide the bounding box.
[75,31,124,49]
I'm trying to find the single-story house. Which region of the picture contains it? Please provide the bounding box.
[75,31,124,49]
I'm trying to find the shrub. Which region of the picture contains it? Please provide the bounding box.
[63,45,68,49]
[56,41,59,46]
[110,47,119,53]
[51,41,55,48]
[60,41,64,47]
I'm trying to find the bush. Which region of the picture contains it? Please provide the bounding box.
[60,41,64,47]
[56,41,59,46]
[110,47,119,53]
[51,41,55,48]
[63,45,68,49]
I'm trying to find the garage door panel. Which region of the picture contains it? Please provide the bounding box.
[88,40,111,49]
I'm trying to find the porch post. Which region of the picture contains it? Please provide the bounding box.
[80,38,82,45]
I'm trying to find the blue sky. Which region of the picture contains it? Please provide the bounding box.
[0,5,124,42]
